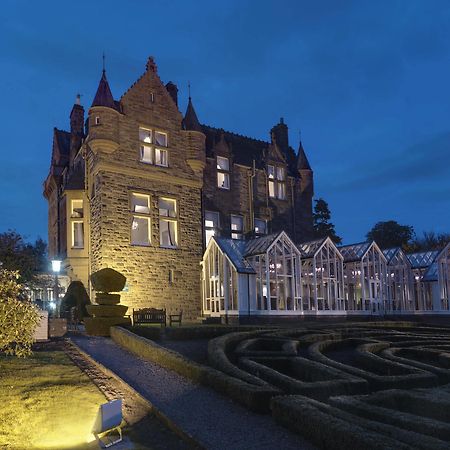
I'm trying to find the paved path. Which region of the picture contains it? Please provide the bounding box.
[71,335,314,450]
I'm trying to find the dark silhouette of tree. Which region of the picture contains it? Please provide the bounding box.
[408,231,450,252]
[0,231,47,284]
[312,198,342,244]
[366,221,414,250]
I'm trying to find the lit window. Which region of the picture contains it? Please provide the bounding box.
[205,211,220,244]
[268,165,286,199]
[131,193,151,246]
[231,215,243,239]
[72,221,84,248]
[95,116,100,125]
[139,128,169,166]
[140,145,153,163]
[155,148,168,167]
[217,156,230,189]
[154,131,168,147]
[71,199,83,218]
[254,218,267,235]
[139,128,152,143]
[159,198,178,248]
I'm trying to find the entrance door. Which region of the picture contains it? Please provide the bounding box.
[370,279,382,313]
[210,277,222,317]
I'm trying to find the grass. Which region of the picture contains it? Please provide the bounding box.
[0,351,106,450]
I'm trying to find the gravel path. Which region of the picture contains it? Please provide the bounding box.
[71,335,314,450]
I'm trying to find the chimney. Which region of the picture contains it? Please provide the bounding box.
[270,117,289,154]
[70,94,84,137]
[165,81,178,107]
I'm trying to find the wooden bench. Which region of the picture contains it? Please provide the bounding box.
[132,308,166,327]
[169,310,183,327]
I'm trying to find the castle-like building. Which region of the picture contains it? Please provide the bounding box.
[44,57,314,319]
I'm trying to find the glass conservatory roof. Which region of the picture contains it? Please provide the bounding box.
[422,262,438,282]
[338,242,372,263]
[298,237,327,258]
[244,232,282,257]
[214,237,256,274]
[383,247,401,264]
[406,251,439,269]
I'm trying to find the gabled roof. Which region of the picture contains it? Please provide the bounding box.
[406,251,439,269]
[297,141,311,171]
[244,232,282,257]
[213,237,255,274]
[383,247,401,264]
[54,128,71,157]
[91,70,118,110]
[299,237,328,258]
[338,242,372,263]
[183,97,202,132]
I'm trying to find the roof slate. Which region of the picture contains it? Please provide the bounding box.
[92,70,118,110]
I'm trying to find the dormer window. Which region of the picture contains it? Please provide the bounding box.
[268,165,286,200]
[139,127,168,167]
[217,156,230,189]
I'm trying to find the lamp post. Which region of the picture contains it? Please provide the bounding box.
[51,260,61,317]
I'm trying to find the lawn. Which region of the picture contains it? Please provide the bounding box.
[0,351,106,450]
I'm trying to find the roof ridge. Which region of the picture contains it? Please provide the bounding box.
[201,124,269,145]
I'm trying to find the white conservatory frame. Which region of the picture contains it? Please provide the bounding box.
[246,232,302,314]
[383,248,414,312]
[299,237,345,313]
[438,243,450,310]
[340,242,388,314]
[408,251,439,311]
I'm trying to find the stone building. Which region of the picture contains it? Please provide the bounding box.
[44,57,314,319]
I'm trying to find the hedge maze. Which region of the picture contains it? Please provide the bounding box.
[208,323,450,449]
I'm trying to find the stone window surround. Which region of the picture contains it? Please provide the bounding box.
[138,125,169,167]
[130,191,151,247]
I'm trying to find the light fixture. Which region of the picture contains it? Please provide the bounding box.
[52,260,62,273]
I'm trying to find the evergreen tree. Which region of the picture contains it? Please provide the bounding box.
[312,198,342,244]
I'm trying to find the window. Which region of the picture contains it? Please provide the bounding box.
[217,156,230,189]
[231,215,243,239]
[159,198,178,248]
[72,221,84,248]
[254,218,267,235]
[205,211,220,244]
[95,116,100,125]
[139,127,168,167]
[268,165,286,200]
[71,199,83,218]
[131,193,150,246]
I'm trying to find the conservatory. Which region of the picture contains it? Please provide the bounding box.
[407,251,439,311]
[339,242,388,313]
[298,237,345,313]
[201,231,302,318]
[383,248,414,312]
[419,243,450,311]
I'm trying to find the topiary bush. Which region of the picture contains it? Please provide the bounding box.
[0,269,40,357]
[60,280,91,321]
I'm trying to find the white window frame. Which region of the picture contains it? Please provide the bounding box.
[130,192,151,246]
[159,197,178,248]
[231,215,244,239]
[217,156,230,190]
[268,164,286,200]
[139,127,169,167]
[72,221,84,249]
[205,211,220,244]
[71,199,83,218]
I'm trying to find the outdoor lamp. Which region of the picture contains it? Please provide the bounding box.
[52,260,62,273]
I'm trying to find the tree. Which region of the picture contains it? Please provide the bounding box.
[312,198,342,244]
[0,231,47,284]
[0,268,40,357]
[366,221,414,250]
[408,231,450,252]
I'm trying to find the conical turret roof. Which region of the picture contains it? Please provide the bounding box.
[183,97,202,132]
[91,70,116,109]
[297,140,312,171]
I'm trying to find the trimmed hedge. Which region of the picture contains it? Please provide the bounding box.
[239,356,368,400]
[271,395,450,450]
[308,338,438,390]
[111,326,280,412]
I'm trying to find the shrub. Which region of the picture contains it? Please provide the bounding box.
[61,280,91,321]
[0,269,40,357]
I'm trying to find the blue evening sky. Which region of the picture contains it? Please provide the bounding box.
[1,0,449,244]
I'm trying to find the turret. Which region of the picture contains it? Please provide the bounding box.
[182,96,205,176]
